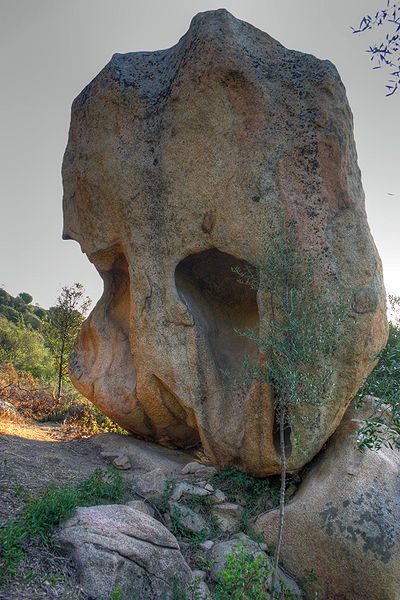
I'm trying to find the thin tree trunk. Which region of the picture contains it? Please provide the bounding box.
[271,406,287,598]
[56,338,64,401]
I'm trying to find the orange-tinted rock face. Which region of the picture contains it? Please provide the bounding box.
[63,9,387,475]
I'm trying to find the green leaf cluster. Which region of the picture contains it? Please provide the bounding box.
[0,288,46,330]
[234,230,347,429]
[0,315,53,379]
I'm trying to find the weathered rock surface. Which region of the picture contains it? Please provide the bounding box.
[58,504,193,599]
[132,467,168,497]
[126,499,155,517]
[254,399,400,600]
[171,482,211,502]
[170,503,208,535]
[95,433,194,475]
[63,8,387,475]
[211,502,243,533]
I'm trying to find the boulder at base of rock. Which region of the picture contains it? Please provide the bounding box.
[254,398,400,600]
[58,504,193,599]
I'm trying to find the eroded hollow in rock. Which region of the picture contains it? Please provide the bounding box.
[175,249,259,376]
[100,252,131,340]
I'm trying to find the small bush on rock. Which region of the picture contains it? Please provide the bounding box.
[213,543,272,600]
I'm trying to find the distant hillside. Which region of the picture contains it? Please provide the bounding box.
[0,288,51,378]
[0,288,47,331]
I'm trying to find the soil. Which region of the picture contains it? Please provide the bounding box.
[0,418,130,599]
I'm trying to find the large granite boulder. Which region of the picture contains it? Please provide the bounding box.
[63,9,387,475]
[58,504,193,599]
[254,399,400,600]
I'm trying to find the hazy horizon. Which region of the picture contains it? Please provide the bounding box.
[1,0,398,308]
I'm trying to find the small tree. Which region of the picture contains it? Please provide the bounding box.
[18,292,33,305]
[234,227,346,596]
[44,283,91,400]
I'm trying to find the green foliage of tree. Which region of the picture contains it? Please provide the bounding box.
[0,316,53,379]
[0,304,22,325]
[18,292,33,305]
[43,283,91,400]
[235,226,347,596]
[356,294,400,450]
[23,312,42,331]
[0,288,48,331]
[352,1,400,96]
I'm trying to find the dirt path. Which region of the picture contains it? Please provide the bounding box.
[0,416,200,599]
[0,419,109,528]
[0,419,125,599]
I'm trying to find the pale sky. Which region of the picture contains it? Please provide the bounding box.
[0,0,398,308]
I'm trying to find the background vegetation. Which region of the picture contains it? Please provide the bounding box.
[0,286,124,437]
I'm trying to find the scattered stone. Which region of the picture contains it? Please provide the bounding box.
[100,450,120,461]
[195,580,212,599]
[181,461,202,475]
[181,462,217,477]
[254,399,400,600]
[204,483,214,492]
[209,489,226,504]
[132,468,168,497]
[163,512,172,529]
[178,540,190,554]
[192,570,207,581]
[112,454,131,470]
[171,482,211,502]
[200,540,214,551]
[170,503,208,535]
[211,503,243,533]
[58,504,193,599]
[126,499,155,517]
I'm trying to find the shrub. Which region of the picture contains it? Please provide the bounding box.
[357,319,400,450]
[213,543,272,600]
[212,467,280,519]
[0,316,53,378]
[0,363,127,436]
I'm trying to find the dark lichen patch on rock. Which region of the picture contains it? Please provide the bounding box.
[319,487,399,564]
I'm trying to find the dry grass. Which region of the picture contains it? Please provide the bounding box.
[0,363,126,438]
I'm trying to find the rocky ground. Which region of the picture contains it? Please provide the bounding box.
[0,415,301,599]
[1,400,398,599]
